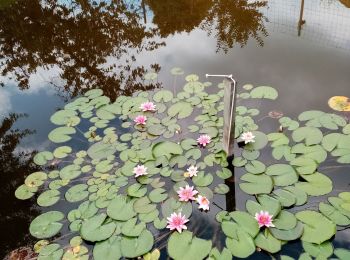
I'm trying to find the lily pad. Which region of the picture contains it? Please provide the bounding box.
[30,211,64,239]
[80,213,116,242]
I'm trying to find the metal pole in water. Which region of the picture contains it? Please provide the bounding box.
[206,74,237,156]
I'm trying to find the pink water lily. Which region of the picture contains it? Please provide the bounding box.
[240,131,256,144]
[140,101,156,112]
[255,211,275,228]
[134,115,147,125]
[177,185,198,202]
[187,165,198,177]
[196,195,210,211]
[197,134,211,147]
[133,165,148,178]
[166,212,189,233]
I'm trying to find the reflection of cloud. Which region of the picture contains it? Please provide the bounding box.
[0,89,11,115]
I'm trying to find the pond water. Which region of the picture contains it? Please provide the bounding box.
[1,0,350,259]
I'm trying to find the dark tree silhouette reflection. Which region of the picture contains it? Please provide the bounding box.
[146,0,268,52]
[202,0,268,52]
[0,0,163,100]
[145,0,213,37]
[0,114,40,258]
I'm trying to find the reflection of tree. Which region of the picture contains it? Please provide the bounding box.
[147,0,267,52]
[0,114,39,258]
[145,0,213,37]
[0,0,163,100]
[202,0,268,52]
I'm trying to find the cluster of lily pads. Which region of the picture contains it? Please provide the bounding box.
[15,69,350,259]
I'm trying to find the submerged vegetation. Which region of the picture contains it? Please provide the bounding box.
[14,69,350,259]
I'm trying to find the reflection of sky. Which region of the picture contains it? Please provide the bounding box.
[264,0,350,51]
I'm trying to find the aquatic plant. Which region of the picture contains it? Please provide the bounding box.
[15,69,350,259]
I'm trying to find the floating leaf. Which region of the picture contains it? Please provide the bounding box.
[269,221,303,241]
[328,96,350,111]
[226,229,255,258]
[168,102,193,119]
[37,190,60,207]
[30,211,64,239]
[149,188,168,203]
[255,230,281,253]
[244,131,268,151]
[65,184,89,202]
[87,141,117,160]
[121,218,146,237]
[121,230,154,258]
[265,164,298,186]
[319,202,350,226]
[192,172,213,187]
[295,172,332,196]
[107,196,136,221]
[292,127,323,146]
[239,173,273,195]
[80,213,116,242]
[48,126,76,143]
[153,90,173,103]
[295,210,336,244]
[250,86,278,100]
[153,141,183,160]
[38,244,63,260]
[246,195,281,217]
[93,237,122,260]
[34,151,54,166]
[167,231,212,260]
[302,241,333,259]
[214,184,229,194]
[15,184,38,200]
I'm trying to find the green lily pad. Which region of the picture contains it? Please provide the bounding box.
[153,90,173,103]
[295,172,332,196]
[30,211,64,239]
[265,164,298,186]
[37,190,60,207]
[93,237,122,260]
[65,184,89,202]
[121,230,154,258]
[239,173,273,195]
[226,229,255,258]
[152,141,183,159]
[15,184,38,200]
[48,126,76,143]
[319,202,350,226]
[107,196,136,221]
[168,102,193,119]
[34,151,54,166]
[255,230,281,253]
[87,141,117,160]
[269,221,304,241]
[302,241,333,259]
[250,86,278,100]
[38,243,63,260]
[149,188,168,203]
[167,231,212,260]
[80,213,116,242]
[121,218,146,237]
[295,210,336,244]
[192,172,213,187]
[292,127,323,146]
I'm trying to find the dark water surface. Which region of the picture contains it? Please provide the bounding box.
[1,0,350,258]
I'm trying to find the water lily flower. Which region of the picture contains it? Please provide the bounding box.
[196,195,210,211]
[177,185,198,202]
[255,211,275,228]
[197,134,211,147]
[134,115,147,125]
[133,165,148,178]
[186,165,198,177]
[140,101,156,112]
[166,212,189,233]
[240,131,256,144]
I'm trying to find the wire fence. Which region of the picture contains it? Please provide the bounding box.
[264,0,350,51]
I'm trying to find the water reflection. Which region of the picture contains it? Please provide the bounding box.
[0,0,163,99]
[0,113,40,257]
[0,0,269,98]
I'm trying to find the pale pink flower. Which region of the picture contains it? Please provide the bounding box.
[240,131,255,144]
[166,212,189,233]
[177,185,198,202]
[134,115,147,125]
[187,165,198,177]
[197,135,211,147]
[196,195,210,211]
[140,102,156,112]
[255,211,275,228]
[133,165,148,178]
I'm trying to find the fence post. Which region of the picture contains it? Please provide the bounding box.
[206,74,237,156]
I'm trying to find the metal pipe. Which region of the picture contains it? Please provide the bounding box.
[206,74,237,156]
